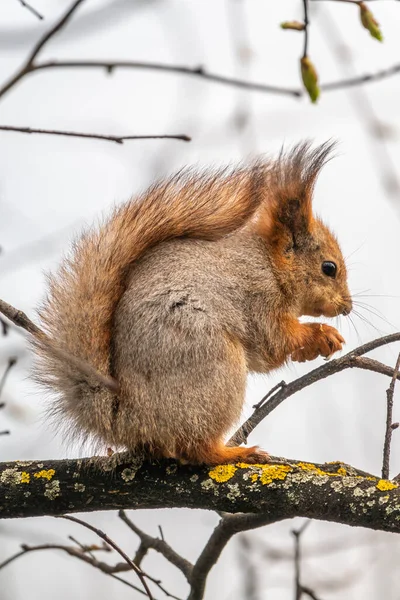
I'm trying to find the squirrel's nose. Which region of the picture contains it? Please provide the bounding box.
[341,301,352,316]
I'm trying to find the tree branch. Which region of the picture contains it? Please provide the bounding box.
[60,514,154,600]
[118,509,193,580]
[382,353,400,479]
[0,126,191,144]
[231,333,400,446]
[0,0,86,100]
[16,0,44,20]
[302,0,310,59]
[31,60,301,97]
[1,456,400,535]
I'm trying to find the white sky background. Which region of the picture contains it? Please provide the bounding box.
[0,0,400,598]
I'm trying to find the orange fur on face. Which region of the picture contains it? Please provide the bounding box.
[254,141,351,320]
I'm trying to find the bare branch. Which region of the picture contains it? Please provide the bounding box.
[231,334,400,446]
[16,0,44,20]
[60,514,154,600]
[302,0,310,59]
[0,0,85,99]
[0,542,151,596]
[26,0,84,65]
[292,522,311,600]
[32,60,301,97]
[188,513,277,600]
[0,126,191,144]
[322,63,400,92]
[119,510,193,580]
[0,317,9,336]
[0,298,42,337]
[0,357,17,398]
[382,353,400,479]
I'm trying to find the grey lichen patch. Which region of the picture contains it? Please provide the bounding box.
[379,495,389,505]
[226,483,241,501]
[353,485,377,499]
[74,483,86,492]
[341,478,359,489]
[1,468,27,486]
[72,472,80,479]
[121,468,137,482]
[201,479,220,496]
[190,474,199,483]
[44,480,60,500]
[330,480,343,493]
[14,461,33,467]
[24,491,31,498]
[166,464,178,475]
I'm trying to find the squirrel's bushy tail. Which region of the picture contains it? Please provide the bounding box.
[34,164,267,445]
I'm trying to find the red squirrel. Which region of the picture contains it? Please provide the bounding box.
[31,141,351,464]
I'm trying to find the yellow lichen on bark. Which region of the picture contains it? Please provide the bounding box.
[20,472,30,484]
[208,465,237,482]
[376,479,398,491]
[34,469,55,481]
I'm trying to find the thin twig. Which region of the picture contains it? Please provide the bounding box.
[0,126,190,144]
[0,298,42,336]
[0,358,17,398]
[0,298,119,392]
[311,0,362,4]
[59,515,154,600]
[292,522,311,600]
[0,542,152,596]
[301,588,324,600]
[0,317,9,336]
[119,510,193,581]
[16,0,44,20]
[252,380,286,409]
[30,60,301,97]
[231,333,400,445]
[382,352,400,479]
[302,0,310,58]
[0,0,85,100]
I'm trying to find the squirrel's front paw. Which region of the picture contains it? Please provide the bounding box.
[291,323,345,363]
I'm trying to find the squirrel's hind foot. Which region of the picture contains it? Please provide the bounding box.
[182,443,270,466]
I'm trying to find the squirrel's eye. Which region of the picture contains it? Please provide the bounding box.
[322,261,337,278]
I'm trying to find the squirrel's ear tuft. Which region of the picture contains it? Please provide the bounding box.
[256,140,336,244]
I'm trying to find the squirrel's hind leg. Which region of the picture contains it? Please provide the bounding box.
[179,442,270,465]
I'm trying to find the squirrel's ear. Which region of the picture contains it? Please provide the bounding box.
[255,141,335,246]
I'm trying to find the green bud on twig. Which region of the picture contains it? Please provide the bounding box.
[300,56,320,104]
[359,2,383,42]
[280,21,305,32]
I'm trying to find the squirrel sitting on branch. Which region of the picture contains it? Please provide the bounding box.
[27,141,352,465]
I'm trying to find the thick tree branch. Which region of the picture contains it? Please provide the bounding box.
[1,456,400,536]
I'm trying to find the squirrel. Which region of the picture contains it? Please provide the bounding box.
[32,141,352,465]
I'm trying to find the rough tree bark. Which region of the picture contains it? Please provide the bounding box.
[1,455,399,533]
